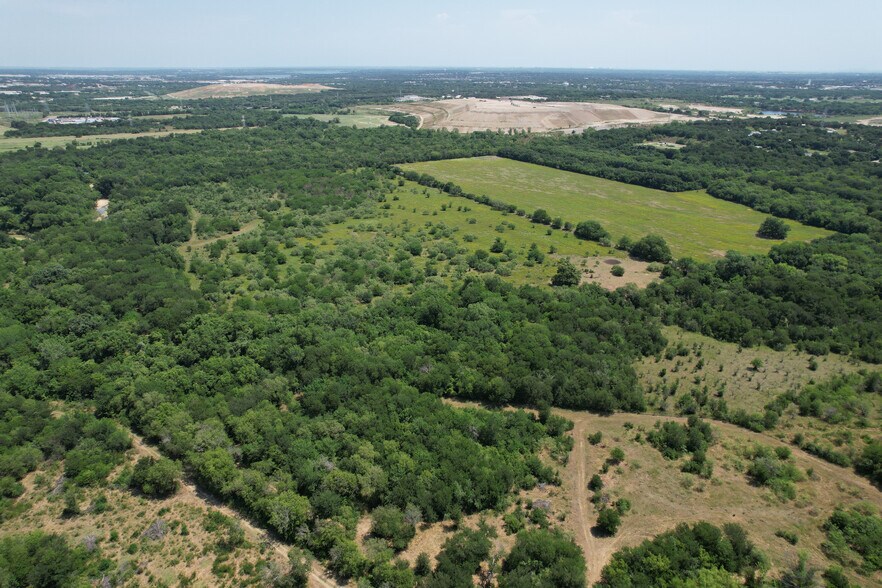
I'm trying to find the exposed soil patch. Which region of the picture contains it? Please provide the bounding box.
[390,98,694,133]
[167,83,335,100]
[568,255,659,291]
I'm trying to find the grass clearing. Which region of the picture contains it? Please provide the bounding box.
[284,113,399,129]
[638,326,870,414]
[401,157,833,260]
[0,129,207,153]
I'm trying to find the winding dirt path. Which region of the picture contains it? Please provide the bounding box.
[555,409,882,584]
[443,398,882,584]
[130,434,345,588]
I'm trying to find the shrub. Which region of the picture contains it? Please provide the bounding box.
[551,259,581,287]
[574,220,610,243]
[131,457,182,498]
[610,265,625,277]
[629,235,672,263]
[596,508,621,536]
[757,217,791,240]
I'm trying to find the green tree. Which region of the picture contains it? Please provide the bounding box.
[596,508,621,536]
[574,220,610,243]
[758,217,791,239]
[131,457,182,498]
[630,235,673,263]
[551,259,581,287]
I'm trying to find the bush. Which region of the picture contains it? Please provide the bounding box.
[574,220,610,243]
[551,259,581,287]
[823,505,882,573]
[531,209,552,225]
[757,217,791,240]
[131,457,182,498]
[610,265,625,277]
[629,235,672,263]
[596,508,621,536]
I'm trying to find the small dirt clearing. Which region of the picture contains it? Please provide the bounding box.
[390,98,694,133]
[857,117,882,126]
[166,83,335,100]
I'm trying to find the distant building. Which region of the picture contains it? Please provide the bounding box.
[43,116,120,125]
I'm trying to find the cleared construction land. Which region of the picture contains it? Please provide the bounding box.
[391,98,693,132]
[166,82,335,99]
[402,156,833,260]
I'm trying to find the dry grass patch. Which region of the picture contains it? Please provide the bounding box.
[166,83,334,100]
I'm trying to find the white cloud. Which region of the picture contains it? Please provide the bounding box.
[500,8,541,25]
[435,12,450,23]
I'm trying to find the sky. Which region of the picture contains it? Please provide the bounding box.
[1,0,879,72]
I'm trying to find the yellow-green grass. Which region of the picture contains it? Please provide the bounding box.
[284,113,398,129]
[638,326,869,414]
[402,156,833,260]
[299,180,609,287]
[0,129,207,153]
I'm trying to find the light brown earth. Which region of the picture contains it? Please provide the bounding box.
[443,398,882,587]
[660,103,744,114]
[0,432,345,588]
[166,83,335,100]
[571,255,659,291]
[857,117,882,126]
[391,98,695,133]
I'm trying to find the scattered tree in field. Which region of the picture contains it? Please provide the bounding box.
[551,259,581,287]
[610,265,625,276]
[630,235,673,263]
[758,217,791,239]
[596,508,621,536]
[574,220,610,243]
[531,209,552,225]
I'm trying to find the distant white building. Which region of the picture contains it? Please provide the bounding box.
[43,116,120,125]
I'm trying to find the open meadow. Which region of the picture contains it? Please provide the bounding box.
[0,128,207,153]
[402,156,833,260]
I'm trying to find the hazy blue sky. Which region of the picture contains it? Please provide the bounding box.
[2,0,879,71]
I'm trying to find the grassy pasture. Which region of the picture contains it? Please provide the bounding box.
[284,113,398,129]
[402,156,833,260]
[0,129,207,153]
[298,180,612,287]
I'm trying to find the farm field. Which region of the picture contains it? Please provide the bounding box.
[402,156,833,260]
[166,82,335,99]
[390,98,694,133]
[0,128,207,153]
[284,113,400,129]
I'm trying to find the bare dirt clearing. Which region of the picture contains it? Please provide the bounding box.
[571,255,659,291]
[442,398,882,587]
[167,83,335,100]
[857,117,882,126]
[391,98,694,133]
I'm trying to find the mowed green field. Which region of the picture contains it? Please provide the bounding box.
[402,156,833,260]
